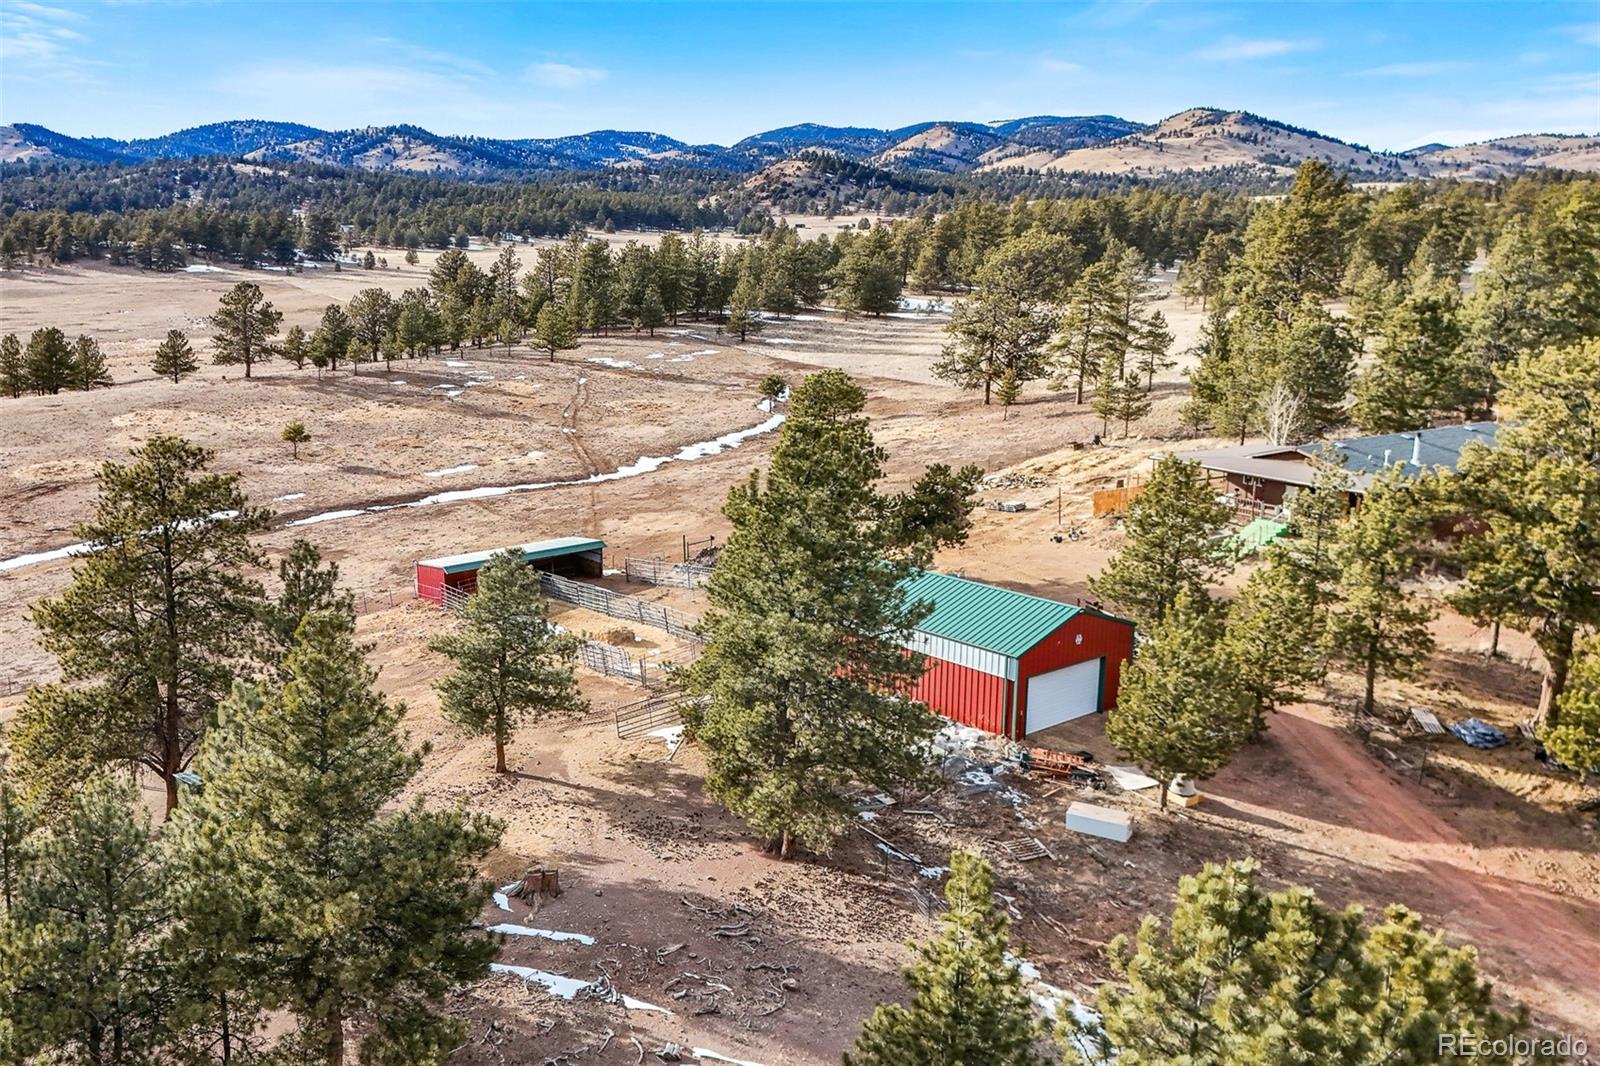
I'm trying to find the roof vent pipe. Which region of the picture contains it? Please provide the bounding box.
[1411,433,1422,466]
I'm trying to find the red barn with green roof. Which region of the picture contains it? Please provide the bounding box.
[899,570,1135,739]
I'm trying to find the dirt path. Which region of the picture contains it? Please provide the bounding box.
[1205,701,1600,1039]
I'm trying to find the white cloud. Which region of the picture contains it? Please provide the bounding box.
[1353,60,1473,78]
[0,0,95,81]
[528,62,607,89]
[1037,56,1083,75]
[1563,21,1600,46]
[1194,37,1316,62]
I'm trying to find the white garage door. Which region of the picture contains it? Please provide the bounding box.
[1024,658,1103,733]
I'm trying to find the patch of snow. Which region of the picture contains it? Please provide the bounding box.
[273,492,306,502]
[0,542,94,573]
[182,264,226,273]
[489,963,671,1014]
[646,725,685,755]
[492,891,513,912]
[918,865,949,879]
[761,337,802,345]
[445,389,463,399]
[424,464,479,478]
[586,357,643,370]
[389,379,407,386]
[858,810,879,822]
[487,923,596,945]
[270,415,786,534]
[875,841,924,864]
[443,359,472,368]
[1105,765,1159,791]
[522,450,546,460]
[693,1049,766,1066]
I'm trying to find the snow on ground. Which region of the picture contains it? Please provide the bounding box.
[488,963,672,1014]
[423,464,479,478]
[273,492,306,502]
[587,357,643,370]
[647,724,685,755]
[487,923,597,945]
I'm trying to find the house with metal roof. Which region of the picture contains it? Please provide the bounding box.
[416,537,605,606]
[1175,421,1500,511]
[899,570,1136,739]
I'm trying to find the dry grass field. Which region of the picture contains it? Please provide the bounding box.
[1,248,1595,1064]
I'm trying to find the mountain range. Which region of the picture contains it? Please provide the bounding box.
[3,109,1596,181]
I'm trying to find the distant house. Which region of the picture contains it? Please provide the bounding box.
[1175,421,1500,513]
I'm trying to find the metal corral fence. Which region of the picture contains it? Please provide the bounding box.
[622,556,714,589]
[613,690,706,739]
[539,572,703,643]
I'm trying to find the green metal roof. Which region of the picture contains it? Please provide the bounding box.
[899,569,1084,659]
[419,537,605,575]
[1225,518,1289,559]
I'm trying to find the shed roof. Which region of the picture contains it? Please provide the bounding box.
[1176,421,1500,492]
[901,569,1085,659]
[418,536,604,575]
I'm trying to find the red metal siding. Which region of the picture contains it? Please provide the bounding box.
[416,564,446,605]
[1015,614,1137,737]
[910,655,1012,736]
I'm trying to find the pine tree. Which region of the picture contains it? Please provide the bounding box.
[1225,550,1323,735]
[1132,308,1175,392]
[150,329,198,383]
[263,539,356,671]
[0,332,27,397]
[0,766,37,915]
[68,335,113,390]
[994,365,1021,419]
[1450,337,1600,725]
[347,287,396,366]
[171,614,501,1066]
[726,268,764,341]
[5,775,172,1064]
[311,303,354,374]
[1540,638,1600,777]
[301,212,338,261]
[1326,469,1435,716]
[281,324,309,370]
[532,301,578,361]
[1354,294,1474,432]
[935,249,1057,404]
[758,373,788,407]
[25,326,74,395]
[17,437,269,814]
[684,371,976,857]
[282,419,310,459]
[209,282,282,379]
[1093,456,1232,624]
[1107,590,1252,806]
[845,852,1044,1066]
[1061,860,1537,1065]
[430,551,585,773]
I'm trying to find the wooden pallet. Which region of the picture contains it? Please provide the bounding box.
[994,837,1055,862]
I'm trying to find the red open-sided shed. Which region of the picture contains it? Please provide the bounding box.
[899,570,1135,739]
[416,537,605,606]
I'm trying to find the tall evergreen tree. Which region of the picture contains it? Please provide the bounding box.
[16,437,269,814]
[845,852,1044,1066]
[531,301,578,361]
[5,775,173,1065]
[1449,337,1600,725]
[1093,456,1232,624]
[726,266,764,341]
[310,303,354,374]
[171,614,501,1066]
[209,282,282,379]
[1226,549,1323,735]
[25,326,75,395]
[1,331,27,398]
[346,287,397,368]
[683,371,977,856]
[1107,590,1252,806]
[1061,860,1539,1065]
[935,247,1057,404]
[281,324,310,370]
[150,329,198,383]
[70,335,113,390]
[263,539,356,671]
[1540,638,1600,778]
[1354,294,1473,432]
[1326,469,1435,716]
[430,552,585,774]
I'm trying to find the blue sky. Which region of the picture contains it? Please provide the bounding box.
[2,1,1596,150]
